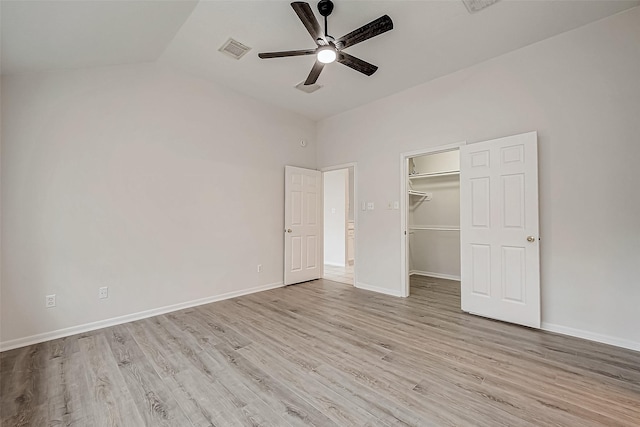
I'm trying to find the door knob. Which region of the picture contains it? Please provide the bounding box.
[286,229,292,233]
[527,236,536,242]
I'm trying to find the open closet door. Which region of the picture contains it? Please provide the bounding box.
[460,132,540,328]
[284,166,322,285]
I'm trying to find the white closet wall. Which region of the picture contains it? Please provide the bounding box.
[412,151,459,174]
[409,151,460,280]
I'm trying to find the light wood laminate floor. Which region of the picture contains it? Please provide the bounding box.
[2,276,640,426]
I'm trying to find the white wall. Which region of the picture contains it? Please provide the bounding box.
[318,7,640,349]
[323,169,347,266]
[1,63,316,347]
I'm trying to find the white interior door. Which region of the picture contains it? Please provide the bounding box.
[284,166,322,285]
[460,131,540,328]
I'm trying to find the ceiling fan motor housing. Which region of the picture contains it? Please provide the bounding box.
[317,0,334,17]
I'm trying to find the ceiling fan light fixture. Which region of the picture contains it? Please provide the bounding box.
[317,46,336,64]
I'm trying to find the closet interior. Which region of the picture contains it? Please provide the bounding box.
[408,150,461,289]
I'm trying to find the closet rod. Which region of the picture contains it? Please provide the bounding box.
[409,226,460,232]
[409,170,460,179]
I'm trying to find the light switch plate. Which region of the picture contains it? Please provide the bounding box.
[367,202,374,210]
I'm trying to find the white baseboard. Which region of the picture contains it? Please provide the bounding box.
[6,281,637,354]
[541,322,640,352]
[0,281,284,352]
[410,270,461,281]
[355,281,404,297]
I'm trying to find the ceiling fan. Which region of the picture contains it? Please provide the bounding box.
[258,0,393,86]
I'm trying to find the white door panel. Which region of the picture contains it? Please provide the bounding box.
[284,166,322,285]
[460,132,540,328]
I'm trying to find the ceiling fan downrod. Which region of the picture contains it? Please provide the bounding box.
[317,0,334,40]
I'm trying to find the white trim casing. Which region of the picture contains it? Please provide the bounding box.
[0,281,284,352]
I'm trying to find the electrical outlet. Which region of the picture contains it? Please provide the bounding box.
[257,264,262,273]
[98,286,108,299]
[367,202,374,210]
[45,294,56,308]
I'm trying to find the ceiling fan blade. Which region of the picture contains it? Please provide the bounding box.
[258,49,316,59]
[335,15,393,50]
[304,60,325,85]
[337,52,378,76]
[291,2,323,44]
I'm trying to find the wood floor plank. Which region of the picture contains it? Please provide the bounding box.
[170,309,250,351]
[127,320,251,426]
[237,398,294,427]
[46,348,94,426]
[78,334,145,427]
[202,305,324,373]
[238,343,386,426]
[125,319,184,380]
[168,367,249,427]
[134,316,227,380]
[102,325,192,426]
[2,277,640,426]
[0,343,49,425]
[212,342,338,427]
[309,363,430,426]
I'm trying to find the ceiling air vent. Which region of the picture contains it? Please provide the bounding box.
[295,82,323,94]
[462,0,499,13]
[219,38,251,60]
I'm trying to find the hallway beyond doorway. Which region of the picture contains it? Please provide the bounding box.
[323,264,354,285]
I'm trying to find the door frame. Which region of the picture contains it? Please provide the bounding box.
[399,142,466,297]
[320,162,358,287]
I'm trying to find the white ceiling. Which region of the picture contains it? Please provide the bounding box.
[0,0,198,73]
[2,1,638,121]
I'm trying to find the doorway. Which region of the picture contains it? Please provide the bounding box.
[322,164,356,285]
[400,142,465,297]
[405,147,462,296]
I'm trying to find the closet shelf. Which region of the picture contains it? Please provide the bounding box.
[409,226,460,232]
[408,190,432,200]
[409,170,459,180]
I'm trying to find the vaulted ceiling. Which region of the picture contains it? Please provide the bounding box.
[2,0,638,120]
